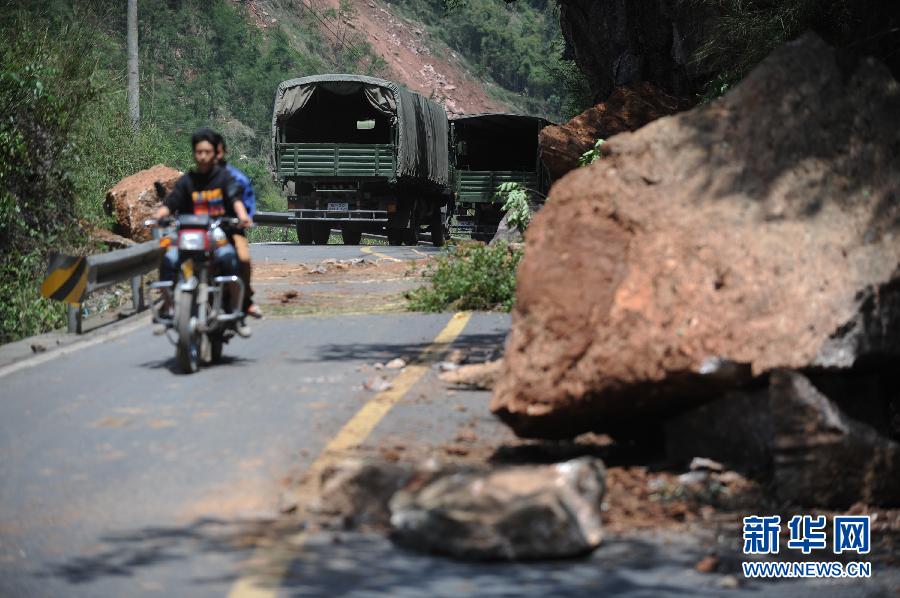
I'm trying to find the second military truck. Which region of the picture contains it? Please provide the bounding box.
[271,74,450,245]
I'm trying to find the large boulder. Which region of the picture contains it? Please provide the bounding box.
[389,456,606,560]
[539,83,688,180]
[491,34,900,440]
[104,164,181,241]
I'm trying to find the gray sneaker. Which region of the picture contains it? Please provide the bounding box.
[235,320,252,338]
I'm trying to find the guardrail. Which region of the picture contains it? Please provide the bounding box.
[41,241,164,334]
[253,211,294,227]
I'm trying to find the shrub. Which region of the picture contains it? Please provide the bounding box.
[493,181,532,232]
[408,242,522,312]
[578,138,604,167]
[0,10,98,342]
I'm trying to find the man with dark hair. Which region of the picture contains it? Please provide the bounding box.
[154,127,253,336]
[214,133,261,319]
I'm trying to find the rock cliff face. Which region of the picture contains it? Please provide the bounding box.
[491,34,900,444]
[557,0,713,100]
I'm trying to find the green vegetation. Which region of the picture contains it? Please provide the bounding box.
[408,243,522,312]
[692,0,899,101]
[386,0,591,119]
[493,182,532,233]
[0,10,97,342]
[578,138,604,167]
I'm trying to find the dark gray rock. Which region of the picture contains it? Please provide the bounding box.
[770,369,900,508]
[664,387,773,470]
[389,456,606,561]
[309,458,414,530]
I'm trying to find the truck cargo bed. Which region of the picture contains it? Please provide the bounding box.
[277,143,396,178]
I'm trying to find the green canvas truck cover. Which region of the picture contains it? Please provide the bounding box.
[272,74,449,186]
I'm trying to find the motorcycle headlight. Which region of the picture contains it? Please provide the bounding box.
[211,227,228,247]
[178,230,207,251]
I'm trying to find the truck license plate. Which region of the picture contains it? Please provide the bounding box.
[327,203,349,211]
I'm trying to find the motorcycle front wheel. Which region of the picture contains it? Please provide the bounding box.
[209,330,224,363]
[175,289,200,373]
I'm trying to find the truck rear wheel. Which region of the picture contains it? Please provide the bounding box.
[312,224,331,245]
[429,208,445,247]
[296,222,313,245]
[341,228,362,245]
[387,228,404,246]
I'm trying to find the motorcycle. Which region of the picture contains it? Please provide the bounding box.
[146,214,246,373]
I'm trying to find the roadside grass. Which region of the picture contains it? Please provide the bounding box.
[407,242,522,312]
[246,227,390,245]
[247,226,295,243]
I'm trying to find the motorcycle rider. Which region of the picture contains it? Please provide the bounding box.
[153,127,252,337]
[213,132,262,319]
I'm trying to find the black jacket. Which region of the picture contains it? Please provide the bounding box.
[164,165,241,218]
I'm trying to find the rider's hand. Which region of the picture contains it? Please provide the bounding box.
[238,215,253,229]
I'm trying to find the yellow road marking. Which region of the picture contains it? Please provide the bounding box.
[227,311,472,598]
[360,246,402,262]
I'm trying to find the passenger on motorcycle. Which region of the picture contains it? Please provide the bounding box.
[213,132,262,320]
[153,128,253,336]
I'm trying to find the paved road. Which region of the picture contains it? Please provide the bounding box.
[2,243,898,597]
[0,312,510,597]
[249,243,442,265]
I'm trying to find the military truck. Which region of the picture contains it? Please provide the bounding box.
[450,114,551,240]
[271,74,450,245]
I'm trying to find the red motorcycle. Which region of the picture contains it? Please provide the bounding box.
[146,214,245,373]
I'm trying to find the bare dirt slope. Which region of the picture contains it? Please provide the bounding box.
[251,0,508,115]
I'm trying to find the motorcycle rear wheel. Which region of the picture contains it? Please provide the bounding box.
[175,289,200,374]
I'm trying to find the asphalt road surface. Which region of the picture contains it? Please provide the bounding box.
[1,244,897,597]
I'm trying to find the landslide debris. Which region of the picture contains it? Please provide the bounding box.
[491,34,900,504]
[104,164,180,241]
[538,82,689,180]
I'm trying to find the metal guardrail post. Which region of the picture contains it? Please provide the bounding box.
[131,275,144,312]
[67,304,82,334]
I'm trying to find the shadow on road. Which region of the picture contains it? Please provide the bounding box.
[265,533,719,597]
[40,520,717,596]
[137,354,256,375]
[292,331,508,365]
[38,516,289,586]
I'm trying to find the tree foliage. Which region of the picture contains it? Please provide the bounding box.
[692,0,900,100]
[0,9,99,341]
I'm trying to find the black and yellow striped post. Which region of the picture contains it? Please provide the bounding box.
[41,253,89,333]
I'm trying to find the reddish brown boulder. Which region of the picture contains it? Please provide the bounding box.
[539,83,689,180]
[103,164,181,241]
[491,34,900,439]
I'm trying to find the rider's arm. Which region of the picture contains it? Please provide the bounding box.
[157,177,189,219]
[232,199,251,229]
[226,177,252,229]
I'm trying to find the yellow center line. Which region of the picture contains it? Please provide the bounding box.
[228,311,472,598]
[359,246,402,262]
